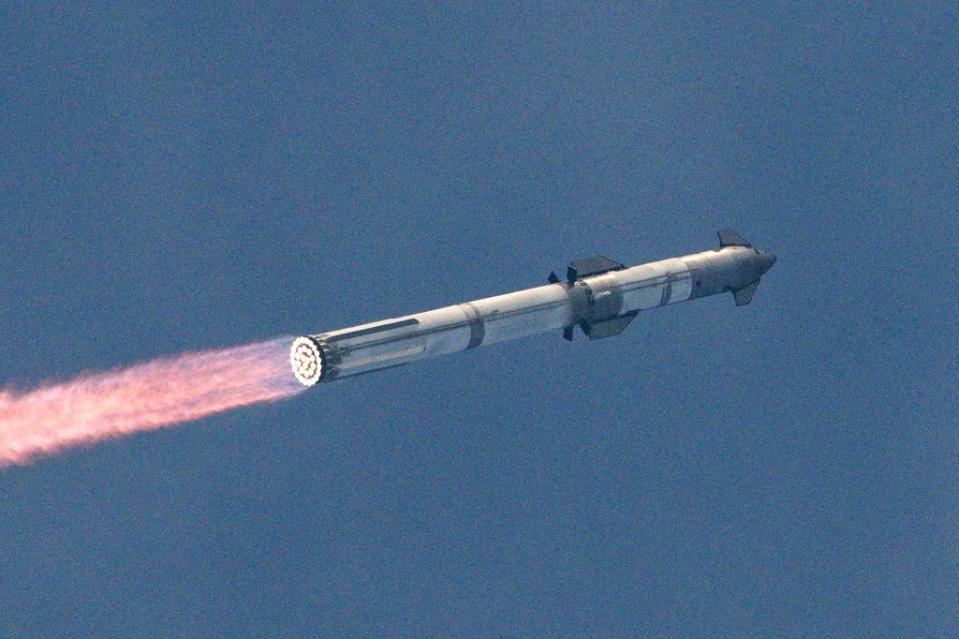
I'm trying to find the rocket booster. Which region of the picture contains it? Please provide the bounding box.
[290,229,776,386]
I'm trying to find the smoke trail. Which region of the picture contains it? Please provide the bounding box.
[0,338,304,467]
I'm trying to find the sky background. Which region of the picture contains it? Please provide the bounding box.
[1,3,957,637]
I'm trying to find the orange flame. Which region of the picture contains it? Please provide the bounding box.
[0,338,304,467]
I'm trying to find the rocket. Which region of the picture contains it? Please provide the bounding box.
[290,229,776,386]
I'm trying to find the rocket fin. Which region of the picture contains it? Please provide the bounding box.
[718,229,751,248]
[563,326,575,341]
[733,280,760,306]
[583,311,639,340]
[566,256,625,283]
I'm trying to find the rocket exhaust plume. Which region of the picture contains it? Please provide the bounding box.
[0,338,304,467]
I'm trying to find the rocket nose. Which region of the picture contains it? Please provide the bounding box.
[761,251,777,274]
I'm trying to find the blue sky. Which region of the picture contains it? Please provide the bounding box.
[1,3,957,636]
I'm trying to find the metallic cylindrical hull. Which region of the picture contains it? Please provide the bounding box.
[291,239,775,386]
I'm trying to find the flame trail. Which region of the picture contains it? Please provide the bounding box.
[0,338,304,467]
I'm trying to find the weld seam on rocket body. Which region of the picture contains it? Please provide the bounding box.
[290,231,776,386]
[461,302,486,349]
[659,275,673,306]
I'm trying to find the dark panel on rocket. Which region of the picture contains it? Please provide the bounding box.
[326,318,420,342]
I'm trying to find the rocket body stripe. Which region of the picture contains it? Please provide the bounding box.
[291,238,776,385]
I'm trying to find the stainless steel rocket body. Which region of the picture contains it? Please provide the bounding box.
[290,230,776,386]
